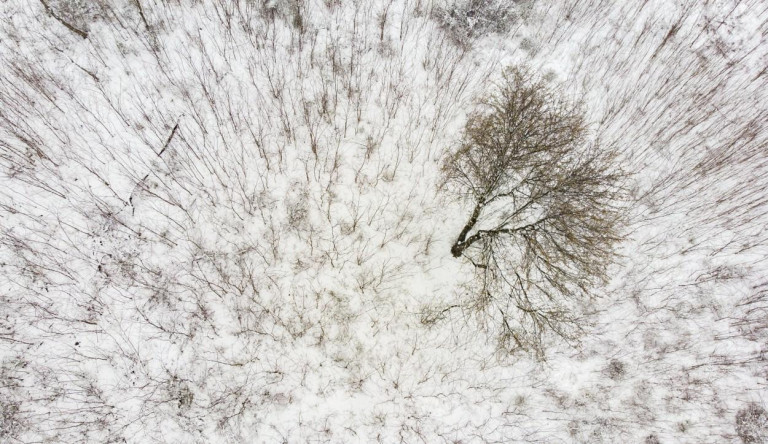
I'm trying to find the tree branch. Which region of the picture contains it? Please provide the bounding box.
[39,0,88,39]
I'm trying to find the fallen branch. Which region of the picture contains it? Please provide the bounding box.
[39,0,88,39]
[157,123,179,157]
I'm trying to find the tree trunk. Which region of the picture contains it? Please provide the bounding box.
[451,201,484,257]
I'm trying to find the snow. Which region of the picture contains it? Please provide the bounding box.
[1,0,767,442]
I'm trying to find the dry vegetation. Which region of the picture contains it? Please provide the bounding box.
[0,0,767,442]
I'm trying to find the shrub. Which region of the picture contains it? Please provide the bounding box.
[0,357,25,440]
[644,434,661,444]
[432,0,528,46]
[442,67,627,356]
[0,400,22,441]
[605,359,627,380]
[168,376,195,412]
[260,0,306,30]
[736,403,768,444]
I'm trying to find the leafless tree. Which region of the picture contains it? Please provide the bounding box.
[443,67,627,355]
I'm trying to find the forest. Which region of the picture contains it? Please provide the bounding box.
[1,0,767,442]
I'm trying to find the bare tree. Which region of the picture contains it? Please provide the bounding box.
[443,67,627,355]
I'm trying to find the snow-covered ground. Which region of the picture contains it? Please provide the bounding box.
[1,0,767,442]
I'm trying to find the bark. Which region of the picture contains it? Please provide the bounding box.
[451,200,484,257]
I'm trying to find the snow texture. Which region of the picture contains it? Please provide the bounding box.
[1,0,767,442]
